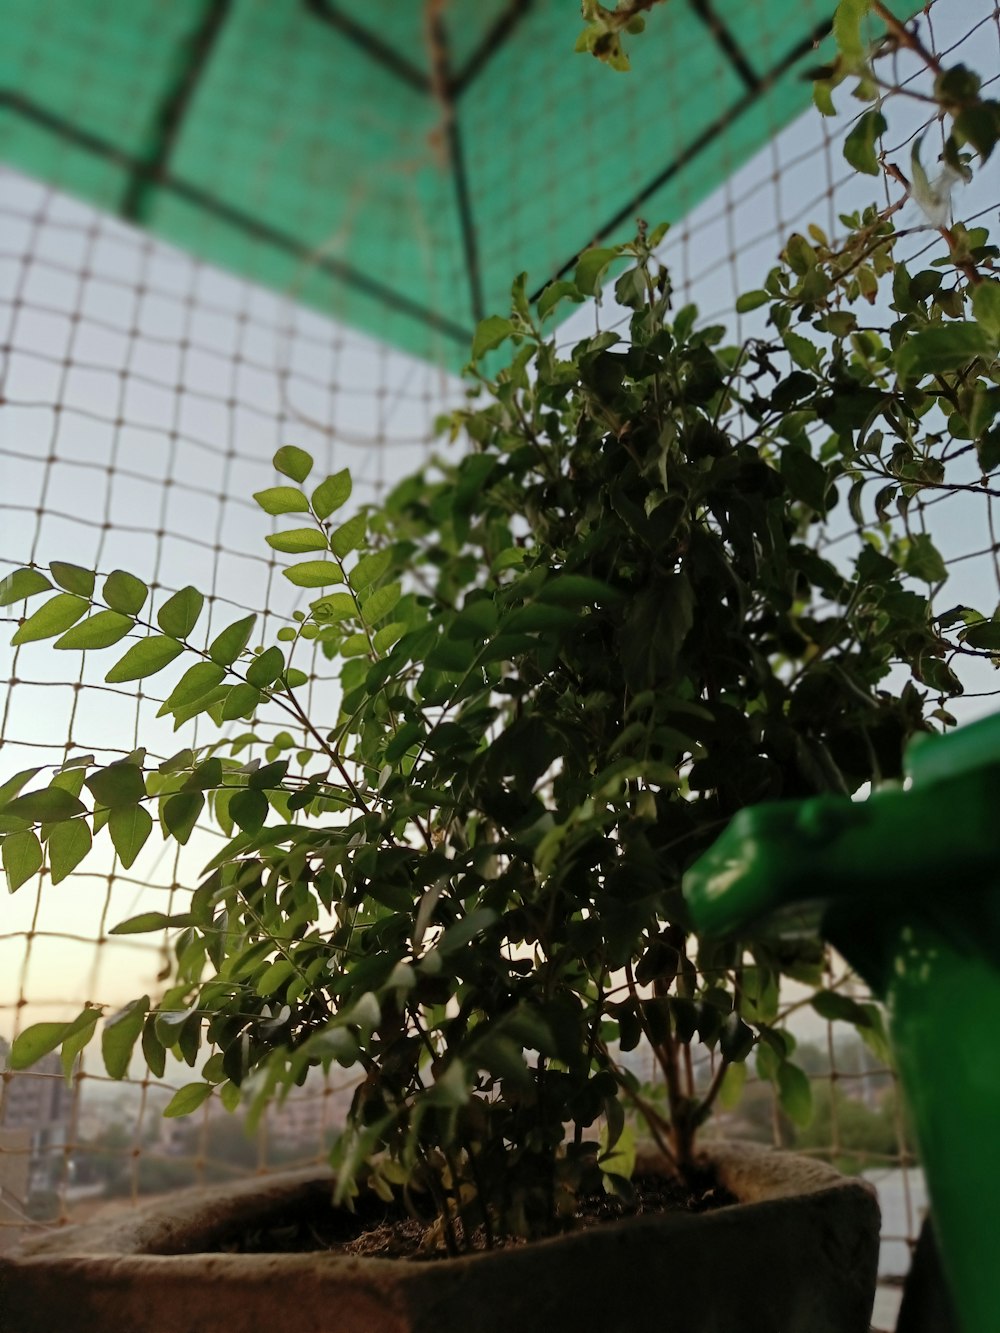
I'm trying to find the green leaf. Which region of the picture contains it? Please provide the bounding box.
[574,247,619,297]
[246,646,284,688]
[972,281,1000,342]
[735,290,770,314]
[719,1012,755,1063]
[11,593,90,645]
[284,561,345,588]
[102,996,149,1079]
[221,683,261,720]
[781,447,831,512]
[48,819,92,884]
[109,911,181,935]
[350,550,391,592]
[3,829,43,890]
[208,614,256,665]
[163,1082,213,1117]
[537,280,582,321]
[843,109,886,175]
[537,575,619,606]
[86,763,146,808]
[312,469,352,520]
[108,805,153,868]
[471,316,517,361]
[105,635,184,683]
[897,322,993,379]
[142,1018,167,1078]
[963,620,1000,650]
[4,787,87,823]
[776,1061,813,1127]
[361,582,401,625]
[8,1019,74,1070]
[54,610,134,650]
[49,562,95,597]
[160,662,226,712]
[904,534,948,584]
[810,991,873,1027]
[265,527,327,554]
[330,513,367,559]
[0,568,52,607]
[253,486,309,515]
[718,1061,747,1111]
[229,788,268,833]
[273,446,313,483]
[157,586,204,638]
[162,789,205,842]
[60,1008,102,1082]
[833,0,872,69]
[255,958,296,997]
[103,570,148,616]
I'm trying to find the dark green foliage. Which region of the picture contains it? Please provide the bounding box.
[3,12,999,1251]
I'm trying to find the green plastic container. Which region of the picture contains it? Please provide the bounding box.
[683,712,1000,1333]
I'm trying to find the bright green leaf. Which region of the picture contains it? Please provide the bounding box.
[284,561,344,588]
[103,570,148,616]
[265,527,327,554]
[273,446,313,483]
[49,562,95,597]
[157,586,204,638]
[105,635,183,683]
[0,568,52,607]
[253,486,309,515]
[11,593,90,645]
[330,513,367,559]
[361,582,401,625]
[160,662,226,713]
[54,610,134,650]
[349,550,391,592]
[208,615,256,665]
[48,819,92,884]
[312,469,352,520]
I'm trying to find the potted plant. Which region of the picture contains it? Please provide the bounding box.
[3,8,999,1331]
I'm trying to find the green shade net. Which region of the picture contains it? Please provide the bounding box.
[0,0,911,370]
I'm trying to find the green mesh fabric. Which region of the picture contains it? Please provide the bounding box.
[0,0,917,369]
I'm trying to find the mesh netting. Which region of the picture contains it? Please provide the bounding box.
[2,3,999,1324]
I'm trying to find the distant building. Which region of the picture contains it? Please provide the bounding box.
[0,1039,72,1197]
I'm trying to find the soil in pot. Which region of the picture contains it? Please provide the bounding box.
[206,1166,737,1260]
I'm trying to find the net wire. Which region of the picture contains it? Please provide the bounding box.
[1,4,998,1320]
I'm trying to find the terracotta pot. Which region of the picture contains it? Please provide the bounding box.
[1,1142,879,1333]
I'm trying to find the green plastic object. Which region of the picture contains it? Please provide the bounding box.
[0,0,921,370]
[683,712,1000,1333]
